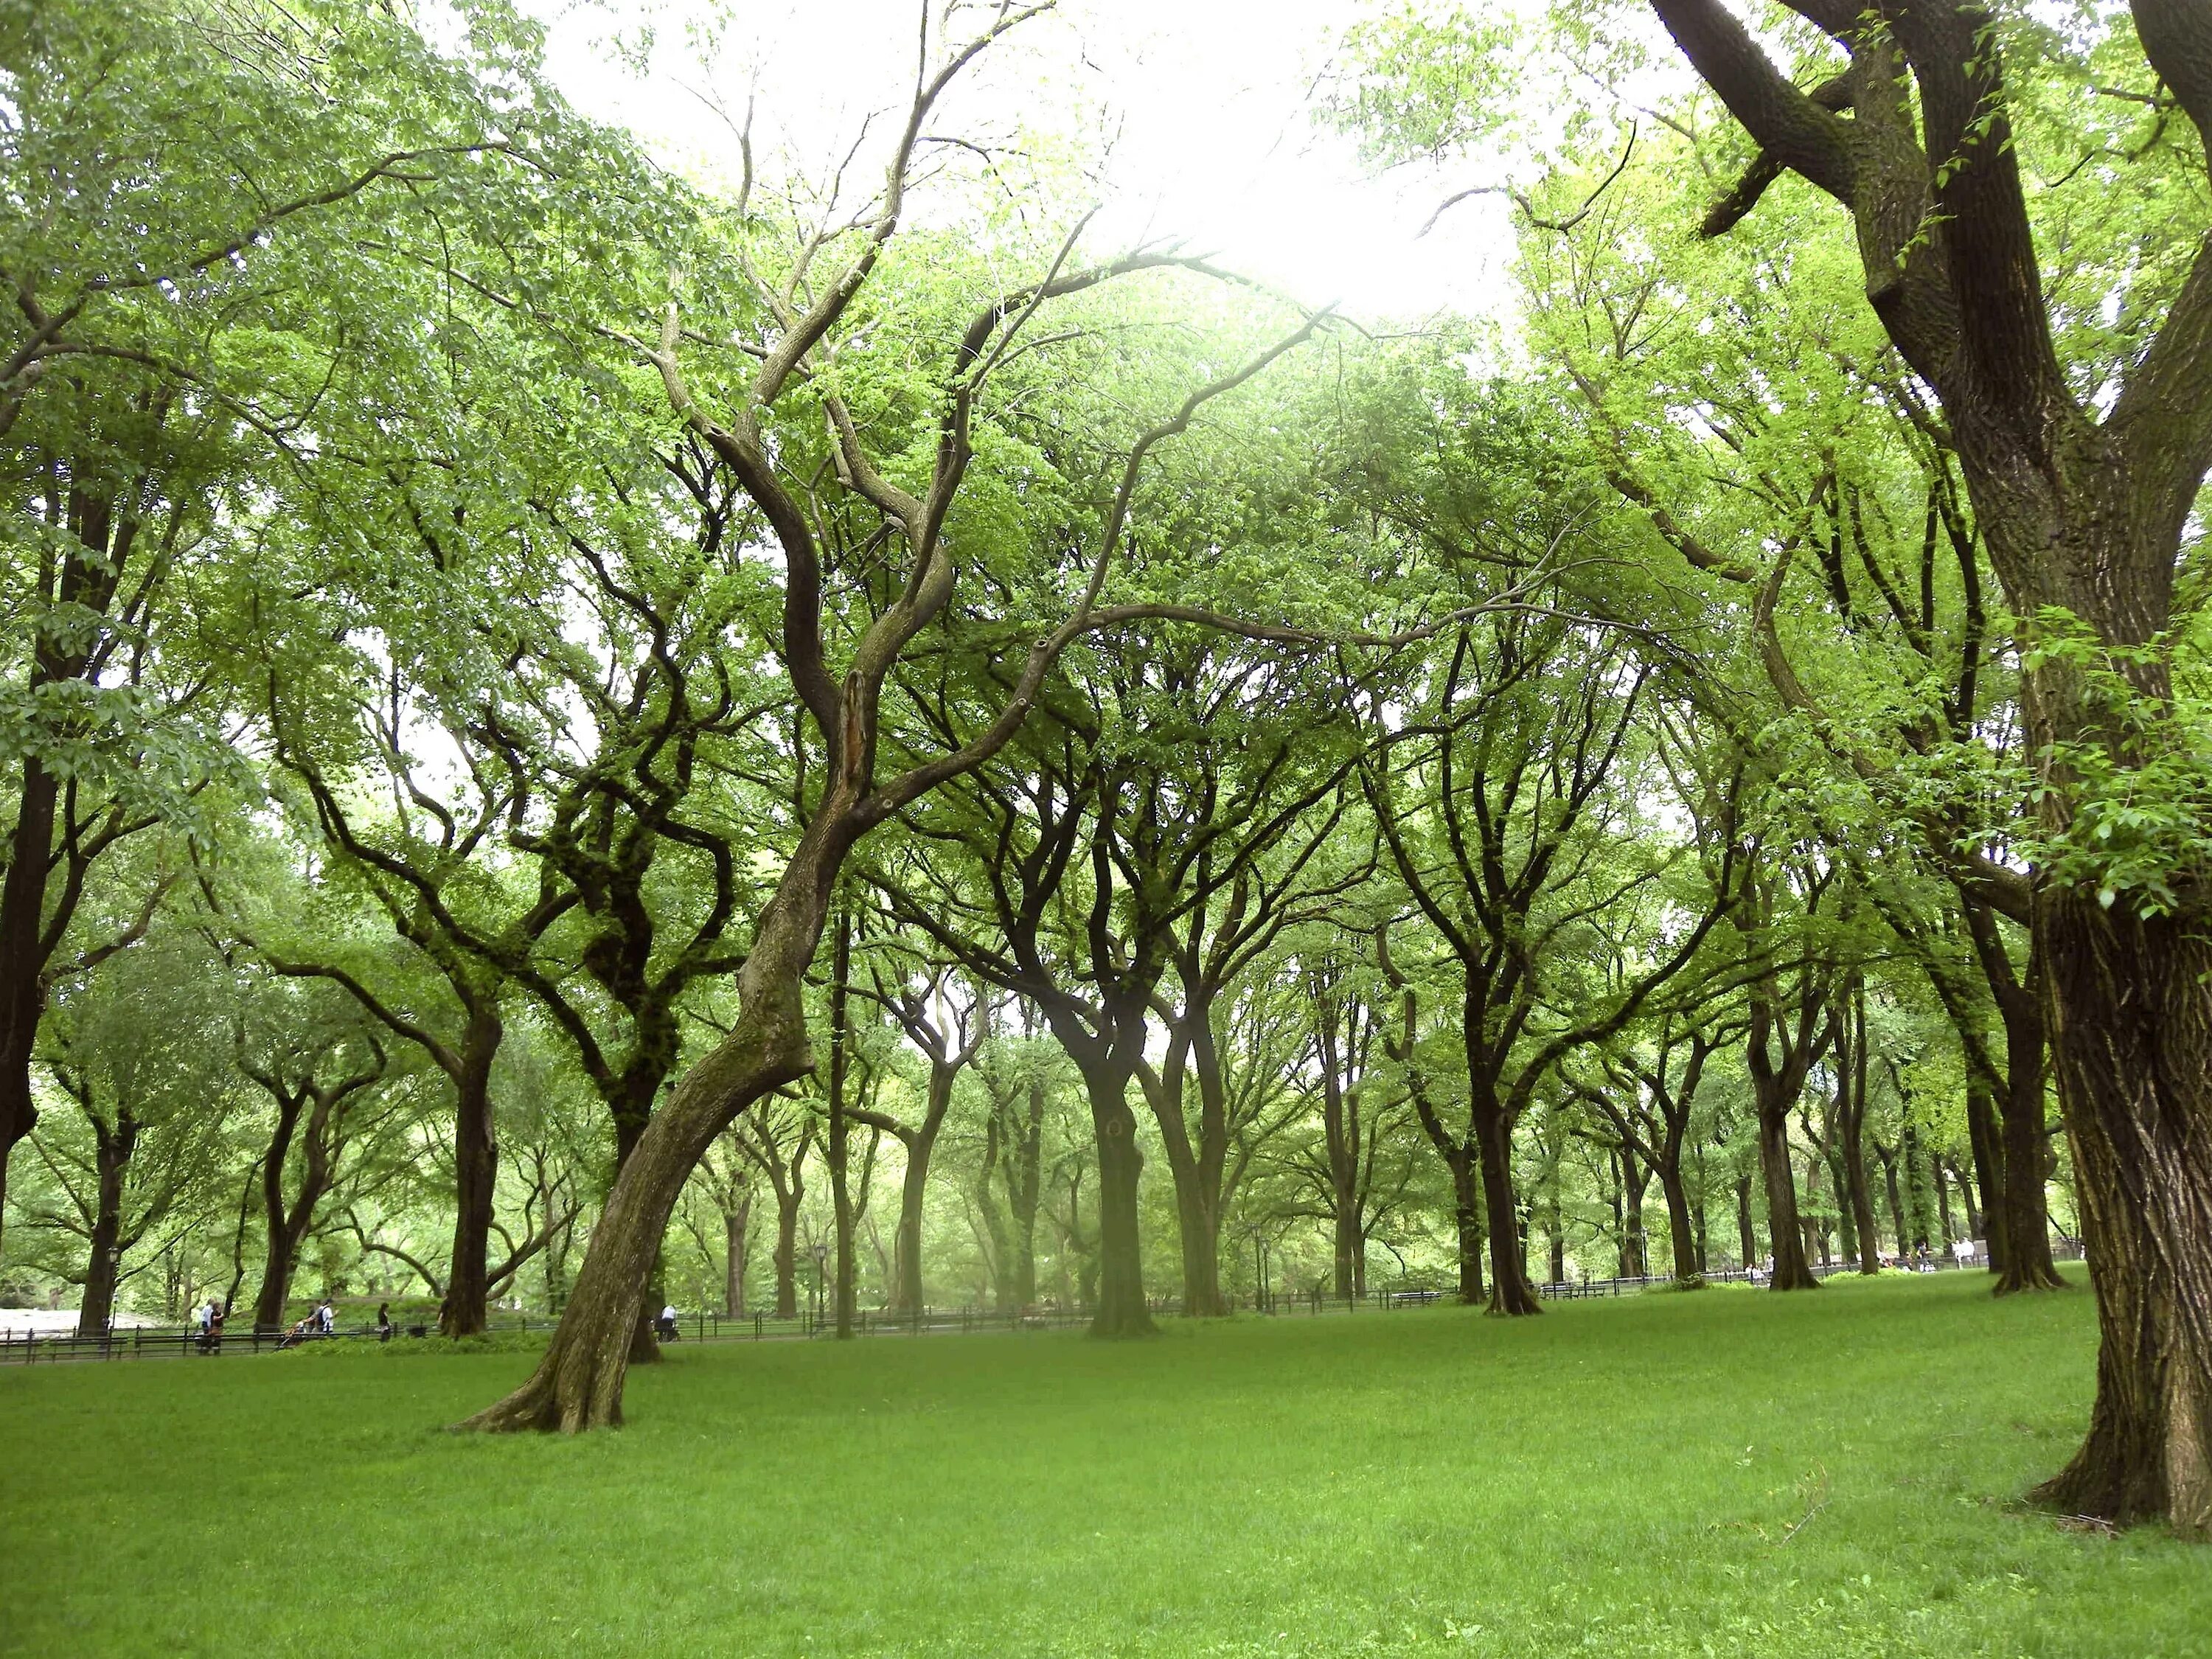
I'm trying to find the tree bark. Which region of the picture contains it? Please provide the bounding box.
[1447,1150,1486,1304]
[827,909,857,1338]
[1470,1077,1540,1315]
[722,1193,750,1317]
[2029,894,2212,1532]
[1659,1157,1701,1284]
[1993,964,2065,1293]
[1755,1100,1818,1290]
[1735,1174,1757,1272]
[460,817,834,1430]
[439,1001,504,1338]
[0,759,58,1251]
[74,1107,140,1338]
[1075,1055,1155,1338]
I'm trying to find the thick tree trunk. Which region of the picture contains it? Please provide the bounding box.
[74,1110,139,1338]
[1756,1098,1819,1291]
[1147,1055,1227,1318]
[1079,1058,1155,1338]
[460,838,829,1430]
[772,1192,800,1318]
[1966,1075,2011,1275]
[0,759,59,1253]
[2029,894,2212,1534]
[1994,977,2065,1294]
[1735,1175,1757,1272]
[1471,1088,1539,1315]
[1618,1140,1649,1279]
[439,1004,504,1338]
[888,1065,955,1317]
[1659,1155,1703,1284]
[1175,1186,1225,1315]
[1448,1152,1486,1304]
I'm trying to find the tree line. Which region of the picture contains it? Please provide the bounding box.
[4,0,2208,1533]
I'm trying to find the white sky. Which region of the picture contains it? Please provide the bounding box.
[529,0,1523,328]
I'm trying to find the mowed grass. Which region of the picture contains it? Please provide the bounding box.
[3,1269,2205,1658]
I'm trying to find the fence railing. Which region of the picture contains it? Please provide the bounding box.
[4,1237,2086,1365]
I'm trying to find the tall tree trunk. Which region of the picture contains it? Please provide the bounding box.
[888,1065,956,1316]
[723,1193,750,1317]
[1447,1150,1486,1304]
[1965,1074,2011,1274]
[439,1001,504,1338]
[1904,1121,1935,1253]
[0,759,59,1251]
[1619,1138,1649,1279]
[74,1108,140,1338]
[1840,1130,1881,1277]
[1659,1154,1702,1284]
[1994,970,2065,1293]
[1735,1174,1757,1272]
[1009,1074,1045,1310]
[1470,1079,1539,1315]
[1145,1031,1227,1318]
[1077,1056,1154,1337]
[1756,1096,1818,1291]
[1877,1144,1907,1257]
[826,909,856,1338]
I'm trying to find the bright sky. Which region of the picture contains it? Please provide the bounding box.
[530,0,1523,328]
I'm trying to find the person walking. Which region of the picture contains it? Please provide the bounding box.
[375,1302,393,1343]
[317,1300,335,1337]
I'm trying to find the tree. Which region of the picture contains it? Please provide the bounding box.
[1640,0,2212,1532]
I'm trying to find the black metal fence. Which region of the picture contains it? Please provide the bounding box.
[4,1238,2086,1365]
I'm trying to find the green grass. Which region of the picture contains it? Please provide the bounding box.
[3,1268,2205,1657]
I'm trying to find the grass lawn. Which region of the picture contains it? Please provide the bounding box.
[3,1267,2205,1657]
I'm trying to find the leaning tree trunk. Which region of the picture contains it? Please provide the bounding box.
[460,841,832,1432]
[440,1004,504,1338]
